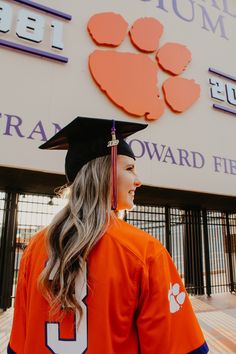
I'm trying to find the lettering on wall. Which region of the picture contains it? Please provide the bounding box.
[128,138,236,176]
[141,0,236,40]
[1,111,236,177]
[209,68,236,115]
[0,112,61,140]
[0,0,71,62]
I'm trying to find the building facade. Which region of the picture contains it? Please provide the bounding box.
[0,0,236,309]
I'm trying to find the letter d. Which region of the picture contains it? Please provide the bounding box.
[192,151,205,168]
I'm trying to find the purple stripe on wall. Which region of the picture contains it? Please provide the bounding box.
[209,68,236,82]
[0,39,68,63]
[12,0,72,20]
[213,103,236,115]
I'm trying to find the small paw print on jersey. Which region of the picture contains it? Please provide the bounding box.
[87,12,200,121]
[168,283,186,314]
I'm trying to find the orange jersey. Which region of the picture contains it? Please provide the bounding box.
[8,217,208,354]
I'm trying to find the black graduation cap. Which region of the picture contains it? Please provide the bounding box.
[39,116,147,186]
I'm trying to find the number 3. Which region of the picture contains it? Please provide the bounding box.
[46,263,88,354]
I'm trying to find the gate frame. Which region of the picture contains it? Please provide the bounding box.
[0,188,236,310]
[0,191,18,310]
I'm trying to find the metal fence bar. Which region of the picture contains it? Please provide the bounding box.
[202,209,211,296]
[0,192,6,236]
[228,213,236,291]
[126,206,236,296]
[12,193,67,300]
[1,191,236,303]
[170,208,184,280]
[0,191,18,310]
[0,192,7,308]
[225,213,235,292]
[165,207,172,256]
[207,212,231,293]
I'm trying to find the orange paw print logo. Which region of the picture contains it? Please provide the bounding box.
[87,13,200,121]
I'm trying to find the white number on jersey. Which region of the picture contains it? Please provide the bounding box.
[46,263,88,354]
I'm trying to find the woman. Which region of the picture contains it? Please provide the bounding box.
[8,117,208,354]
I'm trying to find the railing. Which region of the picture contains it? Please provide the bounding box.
[0,192,235,310]
[126,206,236,295]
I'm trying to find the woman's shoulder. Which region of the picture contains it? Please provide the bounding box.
[21,228,48,264]
[106,217,165,264]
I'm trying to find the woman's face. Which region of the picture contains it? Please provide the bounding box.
[116,155,142,210]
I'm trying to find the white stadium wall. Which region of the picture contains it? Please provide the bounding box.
[0,0,236,197]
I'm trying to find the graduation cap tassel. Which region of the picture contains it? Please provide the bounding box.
[111,142,117,210]
[108,120,119,210]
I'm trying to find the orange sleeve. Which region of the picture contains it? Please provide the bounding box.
[136,241,208,354]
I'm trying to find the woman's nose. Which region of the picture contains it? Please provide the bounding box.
[134,175,142,188]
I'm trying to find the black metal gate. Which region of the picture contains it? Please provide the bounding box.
[0,191,18,310]
[0,191,67,309]
[0,193,235,310]
[126,206,236,296]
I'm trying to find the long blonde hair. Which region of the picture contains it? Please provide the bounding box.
[39,155,112,318]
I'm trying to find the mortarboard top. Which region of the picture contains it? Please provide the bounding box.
[39,116,147,183]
